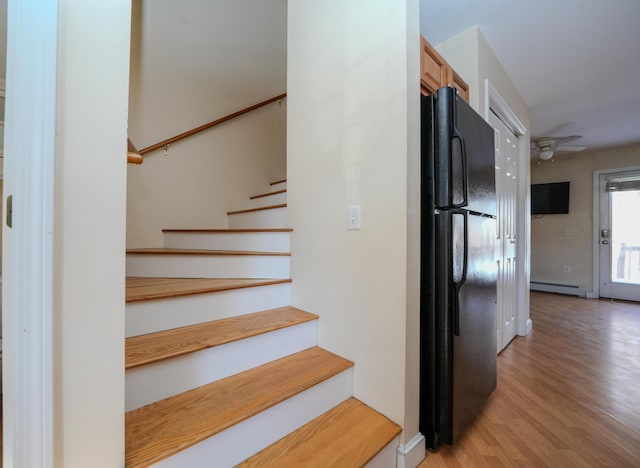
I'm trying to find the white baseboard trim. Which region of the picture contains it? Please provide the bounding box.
[396,432,425,468]
[586,291,598,299]
[530,281,586,298]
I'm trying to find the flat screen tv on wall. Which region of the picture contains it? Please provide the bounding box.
[531,181,570,215]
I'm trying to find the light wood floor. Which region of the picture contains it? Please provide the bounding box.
[419,291,640,467]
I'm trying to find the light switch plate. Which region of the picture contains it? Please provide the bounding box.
[348,205,361,230]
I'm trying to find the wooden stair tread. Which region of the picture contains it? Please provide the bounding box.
[126,248,290,256]
[250,189,287,200]
[126,277,291,303]
[270,178,286,185]
[161,228,293,233]
[237,398,401,468]
[227,203,287,215]
[126,306,318,369]
[125,347,354,467]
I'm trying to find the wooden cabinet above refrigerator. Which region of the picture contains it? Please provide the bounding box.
[420,36,469,103]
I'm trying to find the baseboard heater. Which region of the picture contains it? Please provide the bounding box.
[530,281,586,298]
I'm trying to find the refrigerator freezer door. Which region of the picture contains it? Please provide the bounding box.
[451,212,497,443]
[435,87,497,217]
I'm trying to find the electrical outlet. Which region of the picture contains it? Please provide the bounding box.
[563,265,571,274]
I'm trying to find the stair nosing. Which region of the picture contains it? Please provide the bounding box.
[162,228,293,233]
[270,178,286,186]
[125,347,354,467]
[126,248,290,257]
[126,277,292,303]
[249,189,287,200]
[125,306,319,369]
[227,203,287,215]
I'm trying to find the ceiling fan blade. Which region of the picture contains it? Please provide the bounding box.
[555,145,586,152]
[554,135,581,146]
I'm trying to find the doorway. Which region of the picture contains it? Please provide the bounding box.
[598,169,640,301]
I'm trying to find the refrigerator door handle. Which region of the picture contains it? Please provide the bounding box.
[452,209,468,336]
[450,96,469,209]
[450,129,469,208]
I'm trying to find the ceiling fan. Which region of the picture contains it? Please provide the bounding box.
[531,136,586,160]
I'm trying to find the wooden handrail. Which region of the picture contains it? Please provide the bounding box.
[127,138,143,164]
[137,92,287,157]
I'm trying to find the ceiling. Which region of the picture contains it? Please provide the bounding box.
[420,0,640,156]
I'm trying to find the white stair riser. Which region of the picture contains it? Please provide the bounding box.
[163,231,290,252]
[270,181,286,191]
[126,254,290,279]
[249,191,287,209]
[126,283,290,337]
[126,321,316,411]
[152,369,352,468]
[367,436,400,468]
[228,207,287,229]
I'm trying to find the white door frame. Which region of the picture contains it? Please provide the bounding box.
[3,0,57,466]
[591,165,640,298]
[484,79,532,336]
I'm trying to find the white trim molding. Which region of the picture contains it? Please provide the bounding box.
[484,81,526,136]
[3,0,58,466]
[484,79,532,337]
[396,432,426,468]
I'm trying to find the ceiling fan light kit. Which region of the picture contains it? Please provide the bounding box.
[531,135,585,161]
[539,149,554,160]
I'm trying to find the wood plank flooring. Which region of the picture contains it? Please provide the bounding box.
[161,228,293,233]
[126,248,290,256]
[419,291,640,467]
[125,277,291,303]
[125,306,318,369]
[227,204,287,215]
[236,398,401,467]
[250,189,287,200]
[125,347,354,467]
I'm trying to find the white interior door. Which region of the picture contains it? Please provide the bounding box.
[599,170,640,301]
[489,111,518,352]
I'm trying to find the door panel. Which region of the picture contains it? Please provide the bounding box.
[489,111,518,352]
[599,171,640,301]
[451,212,497,442]
[434,87,496,216]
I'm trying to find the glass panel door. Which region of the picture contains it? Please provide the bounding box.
[599,171,640,301]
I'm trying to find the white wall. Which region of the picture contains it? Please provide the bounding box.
[435,26,529,128]
[288,0,421,445]
[531,143,640,291]
[127,0,287,248]
[54,1,130,465]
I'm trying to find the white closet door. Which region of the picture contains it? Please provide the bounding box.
[489,111,518,352]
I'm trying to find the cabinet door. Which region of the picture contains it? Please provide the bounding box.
[446,67,469,103]
[420,37,446,96]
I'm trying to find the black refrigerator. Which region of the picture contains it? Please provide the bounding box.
[419,86,498,450]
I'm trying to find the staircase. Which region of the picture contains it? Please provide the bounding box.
[124,180,401,467]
